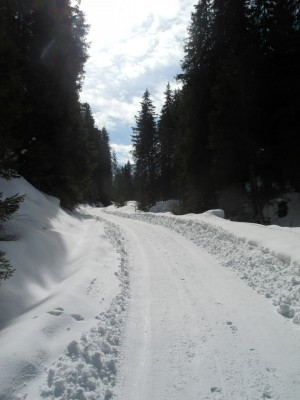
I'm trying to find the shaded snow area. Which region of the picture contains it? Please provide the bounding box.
[104,204,300,325]
[149,199,180,213]
[264,192,300,227]
[0,178,130,399]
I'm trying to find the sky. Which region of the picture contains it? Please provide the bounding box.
[79,0,197,164]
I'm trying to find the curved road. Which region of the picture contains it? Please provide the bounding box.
[100,212,300,400]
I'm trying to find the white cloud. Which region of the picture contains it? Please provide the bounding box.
[80,0,196,143]
[111,143,134,165]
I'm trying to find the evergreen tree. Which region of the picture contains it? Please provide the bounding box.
[208,0,266,221]
[177,0,216,212]
[79,104,113,206]
[0,251,15,284]
[95,127,113,206]
[113,161,134,207]
[0,0,32,174]
[15,0,90,208]
[157,83,178,200]
[254,0,300,190]
[132,90,158,209]
[169,0,299,220]
[0,172,24,285]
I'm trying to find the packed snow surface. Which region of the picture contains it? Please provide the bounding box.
[106,202,300,325]
[0,181,300,399]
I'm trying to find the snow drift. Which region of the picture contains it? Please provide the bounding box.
[0,178,129,399]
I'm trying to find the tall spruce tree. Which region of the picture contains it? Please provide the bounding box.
[157,83,178,200]
[113,161,134,207]
[132,90,158,209]
[79,104,113,206]
[95,127,113,206]
[0,0,32,174]
[258,0,300,190]
[15,0,90,208]
[177,0,216,212]
[208,0,266,221]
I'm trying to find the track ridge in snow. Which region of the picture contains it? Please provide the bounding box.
[104,210,300,325]
[38,218,129,400]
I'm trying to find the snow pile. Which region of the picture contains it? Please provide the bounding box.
[104,208,300,325]
[105,201,138,214]
[264,192,300,227]
[41,220,129,400]
[202,209,225,218]
[149,199,180,213]
[0,178,130,399]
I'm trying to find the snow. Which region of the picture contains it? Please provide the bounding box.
[93,210,300,400]
[149,199,180,213]
[264,192,300,227]
[1,180,300,399]
[103,202,300,325]
[0,178,128,399]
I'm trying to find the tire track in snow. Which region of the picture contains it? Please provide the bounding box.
[104,210,300,325]
[98,213,300,400]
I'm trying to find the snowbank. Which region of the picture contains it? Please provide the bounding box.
[0,178,130,399]
[149,199,180,213]
[263,192,300,227]
[106,200,137,214]
[104,206,300,325]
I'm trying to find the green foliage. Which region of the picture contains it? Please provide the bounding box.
[0,250,15,283]
[113,162,134,207]
[0,192,25,222]
[0,0,29,174]
[157,83,178,200]
[0,178,24,285]
[0,0,115,209]
[176,0,216,212]
[173,0,300,221]
[129,0,299,222]
[132,90,159,209]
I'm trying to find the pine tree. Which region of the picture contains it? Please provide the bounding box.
[132,90,158,209]
[16,0,90,208]
[257,0,300,190]
[208,0,266,221]
[79,104,113,206]
[113,162,134,207]
[177,0,216,212]
[157,83,177,200]
[0,172,24,285]
[0,250,15,283]
[174,0,299,220]
[95,127,113,206]
[0,0,31,174]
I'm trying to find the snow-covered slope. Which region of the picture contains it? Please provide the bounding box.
[0,178,129,399]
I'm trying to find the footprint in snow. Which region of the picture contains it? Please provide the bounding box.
[46,309,84,321]
[71,314,85,321]
[211,387,222,395]
[226,321,238,333]
[47,308,64,316]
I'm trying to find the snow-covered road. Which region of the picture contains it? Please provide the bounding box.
[1,178,300,400]
[99,212,300,400]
